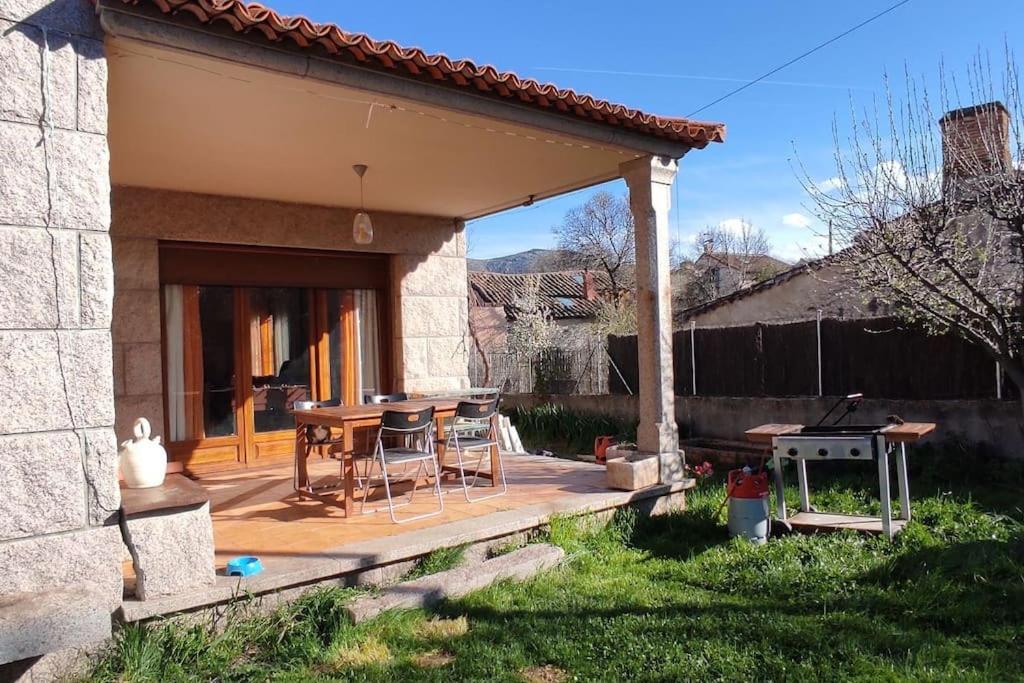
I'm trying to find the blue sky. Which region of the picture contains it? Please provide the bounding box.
[269,0,1022,262]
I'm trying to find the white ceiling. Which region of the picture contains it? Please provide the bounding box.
[106,37,642,219]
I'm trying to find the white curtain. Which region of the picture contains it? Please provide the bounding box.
[164,285,187,441]
[272,294,291,374]
[355,290,381,398]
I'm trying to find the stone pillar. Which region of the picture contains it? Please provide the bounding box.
[621,156,678,455]
[0,0,121,662]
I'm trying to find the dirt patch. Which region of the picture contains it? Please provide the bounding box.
[414,616,469,639]
[520,664,569,682]
[410,650,455,669]
[328,636,392,669]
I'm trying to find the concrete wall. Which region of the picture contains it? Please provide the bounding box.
[110,187,470,439]
[503,394,1024,459]
[0,0,123,628]
[685,263,892,328]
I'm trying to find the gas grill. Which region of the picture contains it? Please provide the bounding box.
[745,395,936,540]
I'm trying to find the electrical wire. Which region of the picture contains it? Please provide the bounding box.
[687,0,913,117]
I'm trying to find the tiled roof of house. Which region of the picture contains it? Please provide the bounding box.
[112,0,726,148]
[469,270,612,320]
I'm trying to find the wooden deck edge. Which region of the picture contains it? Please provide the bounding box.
[117,478,694,623]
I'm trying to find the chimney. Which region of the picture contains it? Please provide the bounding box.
[940,101,1012,192]
[702,239,714,255]
[582,271,597,301]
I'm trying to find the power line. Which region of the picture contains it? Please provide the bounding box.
[687,0,913,117]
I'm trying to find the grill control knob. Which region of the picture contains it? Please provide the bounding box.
[850,448,861,457]
[787,448,798,456]
[817,448,829,457]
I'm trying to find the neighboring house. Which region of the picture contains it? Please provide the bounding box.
[469,270,611,350]
[681,101,1010,330]
[0,0,723,670]
[691,244,790,302]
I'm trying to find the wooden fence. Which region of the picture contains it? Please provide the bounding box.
[608,317,1017,400]
[470,342,608,395]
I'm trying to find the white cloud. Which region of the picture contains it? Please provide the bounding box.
[717,217,752,235]
[781,212,812,228]
[817,176,844,192]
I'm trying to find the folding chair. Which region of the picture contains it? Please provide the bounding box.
[360,406,444,524]
[364,392,409,404]
[444,398,507,502]
[292,398,343,493]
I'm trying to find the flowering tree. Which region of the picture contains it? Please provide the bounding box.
[802,55,1024,416]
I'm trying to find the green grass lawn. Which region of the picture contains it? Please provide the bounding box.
[87,450,1024,682]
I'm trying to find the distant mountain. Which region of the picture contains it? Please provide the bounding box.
[467,248,571,274]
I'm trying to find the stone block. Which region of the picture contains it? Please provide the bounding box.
[123,503,217,601]
[112,288,161,344]
[660,449,687,484]
[59,329,115,428]
[0,19,76,128]
[0,525,123,609]
[606,451,661,491]
[122,343,163,397]
[345,543,564,624]
[0,588,111,666]
[400,296,465,338]
[396,254,467,297]
[0,330,72,434]
[111,237,158,290]
[0,121,47,227]
[114,393,164,442]
[0,431,85,541]
[51,128,110,231]
[427,336,469,378]
[0,226,59,329]
[76,37,106,134]
[79,232,113,328]
[83,427,120,526]
[53,228,81,327]
[400,337,430,380]
[0,0,103,37]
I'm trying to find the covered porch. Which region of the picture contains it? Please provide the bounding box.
[99,0,724,616]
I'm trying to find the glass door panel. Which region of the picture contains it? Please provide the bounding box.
[164,285,237,440]
[323,289,382,406]
[247,287,312,433]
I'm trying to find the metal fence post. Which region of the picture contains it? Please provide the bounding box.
[816,309,823,397]
[996,361,1003,400]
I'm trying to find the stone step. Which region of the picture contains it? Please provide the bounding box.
[345,543,565,624]
[0,589,111,666]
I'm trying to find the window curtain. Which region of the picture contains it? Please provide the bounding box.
[354,290,381,398]
[164,285,187,441]
[272,293,291,374]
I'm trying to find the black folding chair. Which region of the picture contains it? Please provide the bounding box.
[360,406,444,523]
[292,398,343,493]
[444,398,507,502]
[364,392,409,404]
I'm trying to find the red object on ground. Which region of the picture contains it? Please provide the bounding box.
[727,468,770,499]
[594,436,616,464]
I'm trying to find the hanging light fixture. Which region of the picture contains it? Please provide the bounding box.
[352,163,373,245]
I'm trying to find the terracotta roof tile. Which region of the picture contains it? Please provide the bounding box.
[111,0,726,148]
[469,270,611,320]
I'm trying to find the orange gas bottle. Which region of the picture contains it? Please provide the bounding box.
[726,467,770,544]
[594,436,616,464]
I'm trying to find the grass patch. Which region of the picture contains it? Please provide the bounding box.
[404,544,468,580]
[83,453,1024,681]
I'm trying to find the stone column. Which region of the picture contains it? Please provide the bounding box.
[621,156,678,455]
[0,0,122,665]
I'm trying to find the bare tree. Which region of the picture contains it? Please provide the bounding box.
[684,221,782,306]
[553,191,634,301]
[801,53,1024,416]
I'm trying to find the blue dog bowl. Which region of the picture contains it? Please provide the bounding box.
[226,556,263,577]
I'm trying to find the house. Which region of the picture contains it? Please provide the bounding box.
[689,243,790,303]
[0,0,724,673]
[468,270,611,351]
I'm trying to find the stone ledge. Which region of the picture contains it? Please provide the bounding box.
[0,589,111,666]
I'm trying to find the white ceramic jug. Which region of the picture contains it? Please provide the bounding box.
[119,417,168,489]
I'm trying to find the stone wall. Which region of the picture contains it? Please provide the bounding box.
[0,0,122,634]
[502,393,1024,460]
[110,187,470,437]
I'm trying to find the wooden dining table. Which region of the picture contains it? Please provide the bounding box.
[292,398,501,517]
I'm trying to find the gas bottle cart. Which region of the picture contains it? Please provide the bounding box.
[744,395,936,540]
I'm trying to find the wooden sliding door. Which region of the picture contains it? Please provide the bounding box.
[160,244,390,474]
